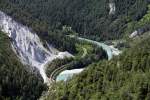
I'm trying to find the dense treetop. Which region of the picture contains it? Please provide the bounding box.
[0,0,150,100]
[0,0,149,41]
[0,32,47,100]
[46,35,150,100]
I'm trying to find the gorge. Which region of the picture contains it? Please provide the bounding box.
[0,11,73,83]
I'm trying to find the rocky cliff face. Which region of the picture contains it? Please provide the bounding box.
[109,3,116,15]
[0,11,73,83]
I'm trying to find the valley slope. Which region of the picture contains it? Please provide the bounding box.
[0,0,150,100]
[45,33,150,100]
[0,32,47,100]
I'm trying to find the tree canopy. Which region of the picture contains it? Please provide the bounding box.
[0,32,47,100]
[46,35,150,100]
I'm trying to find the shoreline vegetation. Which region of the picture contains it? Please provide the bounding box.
[46,37,108,82]
[0,0,150,100]
[0,32,47,100]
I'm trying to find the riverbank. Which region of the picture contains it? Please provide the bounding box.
[56,35,121,82]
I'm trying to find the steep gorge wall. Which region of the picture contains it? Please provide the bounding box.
[0,11,73,83]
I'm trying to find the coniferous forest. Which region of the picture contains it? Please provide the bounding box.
[0,0,149,41]
[46,35,150,100]
[0,32,47,100]
[0,0,150,100]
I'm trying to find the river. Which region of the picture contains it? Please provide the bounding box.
[56,35,121,81]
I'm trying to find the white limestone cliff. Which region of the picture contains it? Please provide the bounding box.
[0,11,73,83]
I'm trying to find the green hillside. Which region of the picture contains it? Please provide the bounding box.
[0,0,150,100]
[0,32,47,100]
[0,0,149,41]
[46,35,150,100]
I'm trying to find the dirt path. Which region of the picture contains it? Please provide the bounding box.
[81,47,87,58]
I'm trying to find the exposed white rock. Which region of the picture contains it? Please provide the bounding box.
[0,11,73,83]
[109,3,116,15]
[129,29,145,38]
[109,45,122,56]
[130,30,138,38]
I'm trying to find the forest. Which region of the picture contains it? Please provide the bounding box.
[0,0,150,100]
[46,44,107,79]
[0,0,149,42]
[0,32,47,100]
[46,33,150,100]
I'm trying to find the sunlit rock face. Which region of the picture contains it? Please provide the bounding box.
[130,30,138,38]
[0,11,73,83]
[109,3,116,15]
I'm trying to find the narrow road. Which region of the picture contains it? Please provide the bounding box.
[49,47,87,82]
[81,47,87,58]
[78,37,113,60]
[50,65,67,82]
[41,35,122,100]
[49,35,121,83]
[69,35,121,60]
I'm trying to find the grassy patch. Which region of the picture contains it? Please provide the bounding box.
[75,43,93,59]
